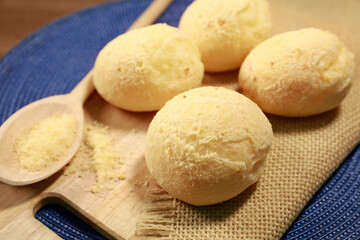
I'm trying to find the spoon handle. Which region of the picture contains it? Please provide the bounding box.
[128,0,174,31]
[70,0,174,104]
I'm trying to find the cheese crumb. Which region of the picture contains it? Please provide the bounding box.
[15,113,77,171]
[63,143,90,176]
[64,120,125,193]
[85,121,125,192]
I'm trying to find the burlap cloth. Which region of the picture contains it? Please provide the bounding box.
[135,0,360,239]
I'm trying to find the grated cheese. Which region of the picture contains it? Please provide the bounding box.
[15,113,77,171]
[64,120,125,193]
[85,121,125,193]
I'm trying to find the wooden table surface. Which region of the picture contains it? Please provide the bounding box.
[0,0,113,58]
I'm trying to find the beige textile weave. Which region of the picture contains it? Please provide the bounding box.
[136,0,360,239]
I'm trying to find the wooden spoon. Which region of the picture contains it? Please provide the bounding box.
[0,0,173,186]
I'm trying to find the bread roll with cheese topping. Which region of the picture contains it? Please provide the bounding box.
[239,28,355,117]
[145,87,273,206]
[179,0,272,72]
[93,23,204,112]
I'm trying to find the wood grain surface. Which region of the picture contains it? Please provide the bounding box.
[0,0,111,58]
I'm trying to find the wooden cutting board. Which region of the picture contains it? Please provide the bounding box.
[0,72,239,240]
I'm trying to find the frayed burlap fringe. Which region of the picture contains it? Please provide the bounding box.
[135,186,176,239]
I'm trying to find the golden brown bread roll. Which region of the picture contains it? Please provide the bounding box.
[93,23,204,112]
[239,28,355,117]
[179,0,272,72]
[145,87,273,206]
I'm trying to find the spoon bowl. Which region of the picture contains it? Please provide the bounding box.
[0,94,84,186]
[0,69,93,186]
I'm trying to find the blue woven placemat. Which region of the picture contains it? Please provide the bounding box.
[1,0,359,239]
